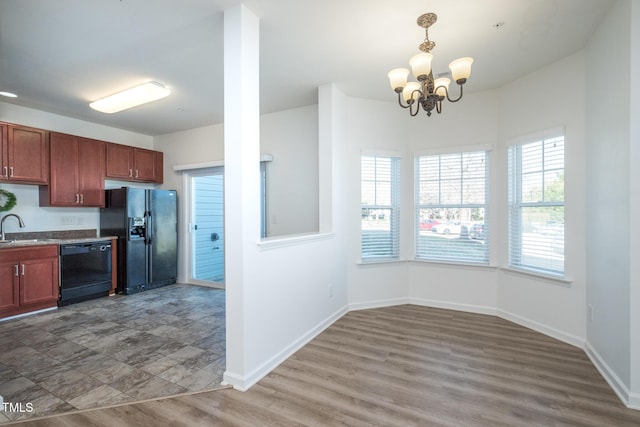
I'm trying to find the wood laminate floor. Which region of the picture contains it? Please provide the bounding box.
[6,305,640,426]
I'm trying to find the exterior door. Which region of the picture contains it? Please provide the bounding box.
[190,168,225,286]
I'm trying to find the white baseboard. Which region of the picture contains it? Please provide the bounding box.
[497,308,584,348]
[348,297,410,311]
[629,392,640,410]
[584,341,635,409]
[409,297,497,316]
[222,304,349,391]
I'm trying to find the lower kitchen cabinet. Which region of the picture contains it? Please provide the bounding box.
[0,245,59,318]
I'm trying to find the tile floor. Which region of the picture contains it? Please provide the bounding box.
[0,284,226,423]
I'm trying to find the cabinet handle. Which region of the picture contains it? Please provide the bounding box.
[129,169,133,178]
[14,264,19,277]
[2,166,7,178]
[75,194,79,203]
[135,170,139,179]
[9,166,14,177]
[20,264,25,276]
[80,194,84,204]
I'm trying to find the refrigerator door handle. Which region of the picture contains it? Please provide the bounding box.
[146,211,152,246]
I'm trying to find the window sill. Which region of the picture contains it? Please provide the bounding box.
[499,266,572,286]
[357,258,408,266]
[408,259,498,270]
[257,232,334,250]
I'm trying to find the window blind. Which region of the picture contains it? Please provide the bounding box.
[415,150,489,264]
[508,136,565,275]
[361,155,400,259]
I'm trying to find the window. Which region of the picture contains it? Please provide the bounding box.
[361,155,400,259]
[415,150,489,264]
[508,135,565,276]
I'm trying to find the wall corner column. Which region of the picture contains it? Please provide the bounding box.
[222,4,261,390]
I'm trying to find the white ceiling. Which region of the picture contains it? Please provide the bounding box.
[0,0,615,136]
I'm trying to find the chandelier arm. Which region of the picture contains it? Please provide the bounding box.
[409,96,421,116]
[409,94,422,117]
[445,83,464,103]
[396,91,411,109]
[435,99,442,114]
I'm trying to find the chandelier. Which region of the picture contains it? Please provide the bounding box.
[387,13,473,117]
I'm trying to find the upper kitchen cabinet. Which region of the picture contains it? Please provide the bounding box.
[105,143,163,183]
[40,132,105,207]
[0,123,49,184]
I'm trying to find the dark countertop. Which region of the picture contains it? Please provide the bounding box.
[0,229,118,249]
[0,236,118,248]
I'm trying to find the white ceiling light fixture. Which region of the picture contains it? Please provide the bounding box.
[0,91,18,98]
[89,81,171,114]
[388,13,473,117]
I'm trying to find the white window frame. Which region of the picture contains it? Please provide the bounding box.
[414,147,490,265]
[508,129,565,277]
[360,154,401,260]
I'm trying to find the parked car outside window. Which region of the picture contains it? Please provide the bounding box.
[432,222,464,235]
[470,224,485,240]
[419,219,440,231]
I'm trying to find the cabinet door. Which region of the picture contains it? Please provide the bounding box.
[7,125,48,184]
[0,261,20,313]
[106,143,134,180]
[78,138,105,207]
[0,123,7,180]
[133,148,156,181]
[48,132,79,206]
[19,257,58,306]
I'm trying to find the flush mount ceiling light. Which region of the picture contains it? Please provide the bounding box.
[388,13,473,117]
[89,81,171,114]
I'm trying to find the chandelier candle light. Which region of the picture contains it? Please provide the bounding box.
[388,13,473,116]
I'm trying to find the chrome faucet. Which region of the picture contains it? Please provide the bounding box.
[0,213,25,241]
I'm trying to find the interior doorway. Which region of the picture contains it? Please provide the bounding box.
[188,167,225,287]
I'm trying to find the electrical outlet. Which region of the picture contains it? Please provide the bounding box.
[588,304,594,322]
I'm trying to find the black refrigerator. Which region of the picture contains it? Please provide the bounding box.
[100,187,177,294]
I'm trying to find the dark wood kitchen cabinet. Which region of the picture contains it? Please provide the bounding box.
[0,245,59,319]
[0,122,49,184]
[105,142,163,183]
[40,132,105,207]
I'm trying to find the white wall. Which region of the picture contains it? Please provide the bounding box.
[0,102,153,235]
[343,98,410,308]
[585,0,634,404]
[629,0,640,406]
[406,88,500,315]
[261,105,319,237]
[345,52,588,347]
[222,7,349,390]
[496,50,587,346]
[156,106,319,238]
[154,106,319,283]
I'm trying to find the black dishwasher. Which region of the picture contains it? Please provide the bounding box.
[59,241,112,306]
